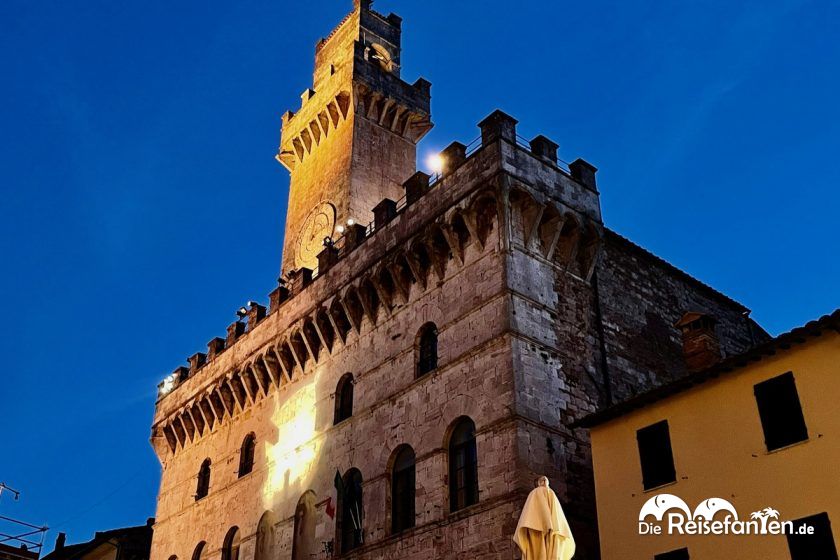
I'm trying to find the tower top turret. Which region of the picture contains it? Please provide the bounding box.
[275,2,432,275]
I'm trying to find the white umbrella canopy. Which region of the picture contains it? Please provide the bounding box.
[512,476,576,560]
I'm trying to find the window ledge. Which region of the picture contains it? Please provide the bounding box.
[765,437,810,455]
[642,480,678,494]
[446,501,483,521]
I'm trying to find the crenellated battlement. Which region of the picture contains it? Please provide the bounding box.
[273,1,433,276]
[152,110,603,459]
[275,89,353,172]
[148,7,767,559]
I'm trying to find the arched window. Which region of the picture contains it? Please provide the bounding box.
[255,511,277,560]
[391,445,416,533]
[222,527,240,560]
[238,433,256,477]
[338,468,364,554]
[292,491,317,560]
[191,542,206,560]
[334,373,354,424]
[196,459,211,500]
[448,417,478,512]
[416,323,438,377]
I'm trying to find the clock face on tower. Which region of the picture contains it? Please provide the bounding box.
[295,202,336,271]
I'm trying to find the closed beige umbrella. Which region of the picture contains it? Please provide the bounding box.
[513,476,575,560]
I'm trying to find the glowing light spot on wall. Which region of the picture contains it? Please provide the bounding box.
[426,152,444,175]
[159,373,177,396]
[262,379,321,510]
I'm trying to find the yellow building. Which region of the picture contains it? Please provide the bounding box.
[578,310,840,560]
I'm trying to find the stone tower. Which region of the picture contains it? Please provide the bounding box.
[148,3,766,559]
[276,0,432,275]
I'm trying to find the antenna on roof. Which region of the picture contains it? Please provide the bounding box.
[0,482,48,557]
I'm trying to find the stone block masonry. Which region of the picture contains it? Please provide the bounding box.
[147,2,767,560]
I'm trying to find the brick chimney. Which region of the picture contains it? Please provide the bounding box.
[675,312,722,372]
[55,533,66,551]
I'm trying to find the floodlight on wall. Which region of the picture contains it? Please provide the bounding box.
[426,152,444,175]
[236,307,248,319]
[159,373,178,396]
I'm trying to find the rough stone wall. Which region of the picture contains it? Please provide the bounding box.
[278,5,428,275]
[349,114,416,226]
[150,124,767,560]
[497,134,763,559]
[149,6,767,559]
[596,230,764,402]
[151,176,527,560]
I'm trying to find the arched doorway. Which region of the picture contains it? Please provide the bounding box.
[255,511,277,560]
[221,527,240,560]
[337,469,364,553]
[291,490,317,560]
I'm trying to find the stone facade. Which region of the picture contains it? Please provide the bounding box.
[148,3,766,560]
[275,1,431,274]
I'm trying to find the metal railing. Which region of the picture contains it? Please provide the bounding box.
[156,124,589,395]
[515,134,572,173]
[463,134,483,158]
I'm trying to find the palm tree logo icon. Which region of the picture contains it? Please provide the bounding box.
[750,507,780,533]
[763,508,780,518]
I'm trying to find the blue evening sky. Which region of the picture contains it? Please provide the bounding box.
[2,0,838,551]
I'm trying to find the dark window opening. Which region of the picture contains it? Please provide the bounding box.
[391,446,416,533]
[334,373,354,424]
[191,542,206,560]
[449,417,478,512]
[238,433,255,477]
[339,469,364,554]
[221,527,240,560]
[637,420,676,490]
[255,511,277,560]
[412,244,432,280]
[754,372,808,451]
[292,491,317,560]
[654,548,689,560]
[417,323,438,377]
[787,512,838,560]
[196,459,211,500]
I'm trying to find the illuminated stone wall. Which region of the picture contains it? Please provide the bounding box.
[147,3,765,560]
[276,4,431,275]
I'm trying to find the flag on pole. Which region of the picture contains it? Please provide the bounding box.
[334,469,345,500]
[325,496,335,520]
